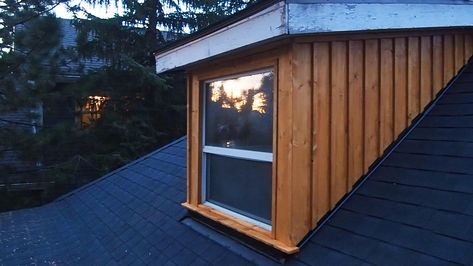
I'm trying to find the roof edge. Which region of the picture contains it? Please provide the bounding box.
[153,0,284,56]
[155,1,287,74]
[54,136,187,202]
[287,2,473,34]
[155,1,473,73]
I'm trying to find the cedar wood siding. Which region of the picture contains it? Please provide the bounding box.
[308,30,473,234]
[186,29,473,250]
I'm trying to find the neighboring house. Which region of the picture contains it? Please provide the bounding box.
[0,19,105,192]
[2,0,473,265]
[45,19,106,129]
[0,19,106,133]
[0,18,180,191]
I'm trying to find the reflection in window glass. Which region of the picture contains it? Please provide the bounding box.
[205,71,273,152]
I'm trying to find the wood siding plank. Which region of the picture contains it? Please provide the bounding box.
[348,40,364,188]
[465,33,473,62]
[407,37,420,124]
[330,41,348,207]
[312,42,331,222]
[189,75,201,205]
[394,38,408,138]
[186,74,192,203]
[290,43,312,241]
[420,36,433,109]
[271,59,279,239]
[364,39,380,171]
[455,34,465,71]
[275,47,293,244]
[444,34,455,86]
[432,35,444,96]
[380,38,394,153]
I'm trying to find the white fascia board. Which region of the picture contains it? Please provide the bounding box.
[288,3,473,34]
[155,2,287,74]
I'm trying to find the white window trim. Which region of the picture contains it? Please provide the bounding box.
[201,69,274,230]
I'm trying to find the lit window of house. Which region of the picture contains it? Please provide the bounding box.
[77,96,110,128]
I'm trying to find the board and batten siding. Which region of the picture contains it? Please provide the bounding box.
[307,32,473,229]
[186,29,473,251]
[277,30,473,245]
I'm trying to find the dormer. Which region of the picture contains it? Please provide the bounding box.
[154,0,473,254]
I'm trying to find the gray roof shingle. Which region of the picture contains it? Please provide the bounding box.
[2,62,473,265]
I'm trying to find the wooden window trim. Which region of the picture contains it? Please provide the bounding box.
[200,68,274,231]
[183,49,301,254]
[182,203,298,254]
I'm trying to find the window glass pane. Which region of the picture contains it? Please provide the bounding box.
[205,70,273,153]
[206,154,272,224]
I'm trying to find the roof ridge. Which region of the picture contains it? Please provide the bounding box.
[54,136,186,202]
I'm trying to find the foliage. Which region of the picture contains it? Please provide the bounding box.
[184,0,258,31]
[0,0,65,112]
[0,0,259,209]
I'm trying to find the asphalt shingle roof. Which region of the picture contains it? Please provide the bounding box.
[2,62,473,265]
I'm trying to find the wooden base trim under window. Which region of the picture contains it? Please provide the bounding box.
[182,202,299,254]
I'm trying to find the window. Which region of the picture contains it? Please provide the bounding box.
[77,96,110,128]
[202,69,274,229]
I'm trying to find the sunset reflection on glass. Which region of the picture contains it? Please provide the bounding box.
[209,72,272,114]
[205,70,273,152]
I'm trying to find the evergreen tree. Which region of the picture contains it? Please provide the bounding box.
[0,1,64,158]
[0,0,260,210]
[0,0,66,112]
[58,0,260,167]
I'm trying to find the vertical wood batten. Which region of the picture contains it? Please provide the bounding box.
[444,35,455,86]
[330,41,348,207]
[364,39,380,171]
[380,38,394,153]
[432,35,444,96]
[276,46,293,245]
[189,75,201,205]
[290,43,312,242]
[186,74,192,203]
[312,42,331,223]
[347,40,364,188]
[455,34,465,71]
[420,36,433,109]
[465,34,473,61]
[407,37,420,123]
[271,59,279,239]
[394,37,407,138]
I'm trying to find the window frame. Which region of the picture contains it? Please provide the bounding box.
[200,68,275,231]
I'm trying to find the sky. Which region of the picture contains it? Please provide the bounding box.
[54,0,124,19]
[53,0,188,32]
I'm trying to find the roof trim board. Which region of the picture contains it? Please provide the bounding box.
[288,3,473,34]
[155,1,286,73]
[287,0,473,3]
[155,0,473,73]
[54,136,187,202]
